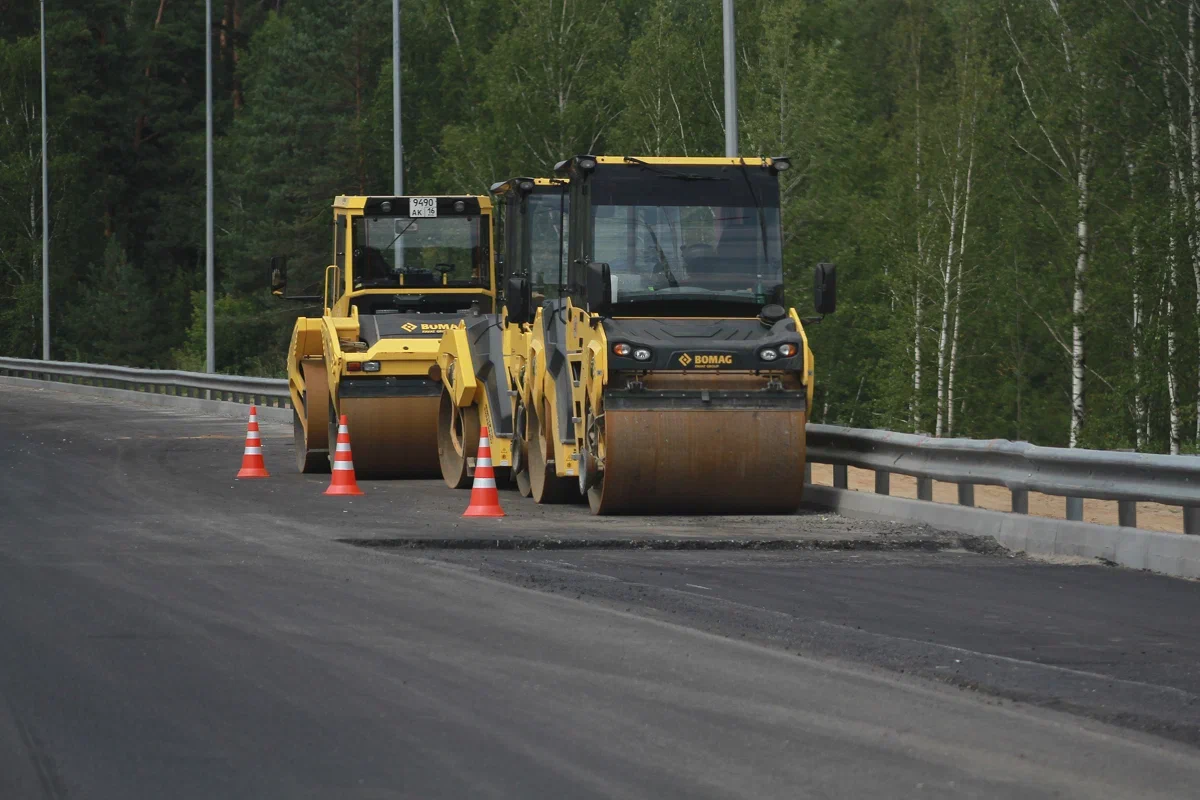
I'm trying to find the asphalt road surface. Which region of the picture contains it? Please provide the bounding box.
[2,381,1200,799]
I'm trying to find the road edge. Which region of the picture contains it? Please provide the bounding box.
[0,375,291,423]
[804,485,1200,579]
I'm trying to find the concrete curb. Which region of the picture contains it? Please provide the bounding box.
[0,375,292,424]
[803,484,1200,579]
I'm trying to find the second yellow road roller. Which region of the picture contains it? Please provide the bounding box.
[273,194,497,477]
[435,177,569,493]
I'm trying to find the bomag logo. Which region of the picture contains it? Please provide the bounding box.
[401,322,453,334]
[678,353,733,369]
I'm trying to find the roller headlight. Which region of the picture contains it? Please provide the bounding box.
[778,343,798,358]
[380,201,392,213]
[362,361,381,373]
[613,343,631,357]
[633,348,652,361]
[453,200,466,213]
[759,348,779,362]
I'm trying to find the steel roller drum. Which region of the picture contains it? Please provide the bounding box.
[589,378,807,515]
[339,396,441,478]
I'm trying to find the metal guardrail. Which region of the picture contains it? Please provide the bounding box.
[4,357,1199,534]
[806,424,1200,535]
[0,357,290,408]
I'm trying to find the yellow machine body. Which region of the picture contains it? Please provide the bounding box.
[284,194,496,477]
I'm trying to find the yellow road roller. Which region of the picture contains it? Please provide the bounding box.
[435,177,568,494]
[273,194,497,477]
[523,155,837,514]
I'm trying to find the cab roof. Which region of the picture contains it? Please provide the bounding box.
[489,177,567,196]
[553,155,789,177]
[333,194,491,211]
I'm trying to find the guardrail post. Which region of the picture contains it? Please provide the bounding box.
[874,470,890,495]
[957,483,974,507]
[1011,489,1029,514]
[1185,507,1200,535]
[1118,500,1137,529]
[1065,497,1084,522]
[833,464,848,489]
[916,477,933,502]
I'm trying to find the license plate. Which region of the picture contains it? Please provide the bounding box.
[409,197,437,218]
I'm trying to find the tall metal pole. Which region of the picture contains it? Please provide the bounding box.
[205,0,215,374]
[392,0,403,195]
[39,0,50,360]
[722,0,738,158]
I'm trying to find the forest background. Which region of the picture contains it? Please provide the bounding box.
[3,0,1200,453]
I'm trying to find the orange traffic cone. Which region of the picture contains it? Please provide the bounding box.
[236,405,270,479]
[325,414,364,496]
[463,425,505,518]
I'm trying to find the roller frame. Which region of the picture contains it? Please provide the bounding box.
[435,314,530,486]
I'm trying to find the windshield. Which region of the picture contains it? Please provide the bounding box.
[353,215,485,289]
[528,190,569,300]
[589,164,784,306]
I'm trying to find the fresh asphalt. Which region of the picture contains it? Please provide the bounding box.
[2,381,1200,799]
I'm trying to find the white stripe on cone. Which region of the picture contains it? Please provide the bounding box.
[336,442,352,452]
[333,460,355,471]
[339,425,349,434]
[243,447,263,455]
[472,477,497,489]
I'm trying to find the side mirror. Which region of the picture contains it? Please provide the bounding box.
[505,275,532,323]
[814,262,836,315]
[585,261,612,314]
[270,256,288,296]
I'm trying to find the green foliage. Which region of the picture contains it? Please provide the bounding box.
[4,0,1200,453]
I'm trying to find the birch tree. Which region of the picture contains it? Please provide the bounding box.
[1003,0,1103,447]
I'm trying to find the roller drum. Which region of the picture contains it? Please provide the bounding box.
[338,396,441,478]
[591,404,807,515]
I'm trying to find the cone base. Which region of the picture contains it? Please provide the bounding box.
[462,505,505,518]
[236,468,270,479]
[325,483,365,496]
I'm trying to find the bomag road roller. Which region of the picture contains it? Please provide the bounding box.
[522,155,837,514]
[273,194,497,477]
[435,177,569,494]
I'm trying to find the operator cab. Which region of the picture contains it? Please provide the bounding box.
[556,156,790,319]
[346,195,494,316]
[268,194,496,319]
[490,177,569,323]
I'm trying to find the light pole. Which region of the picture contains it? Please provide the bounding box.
[40,0,50,359]
[722,0,738,158]
[393,0,403,195]
[205,0,215,373]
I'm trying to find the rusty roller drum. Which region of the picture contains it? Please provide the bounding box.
[586,374,807,515]
[335,396,441,478]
